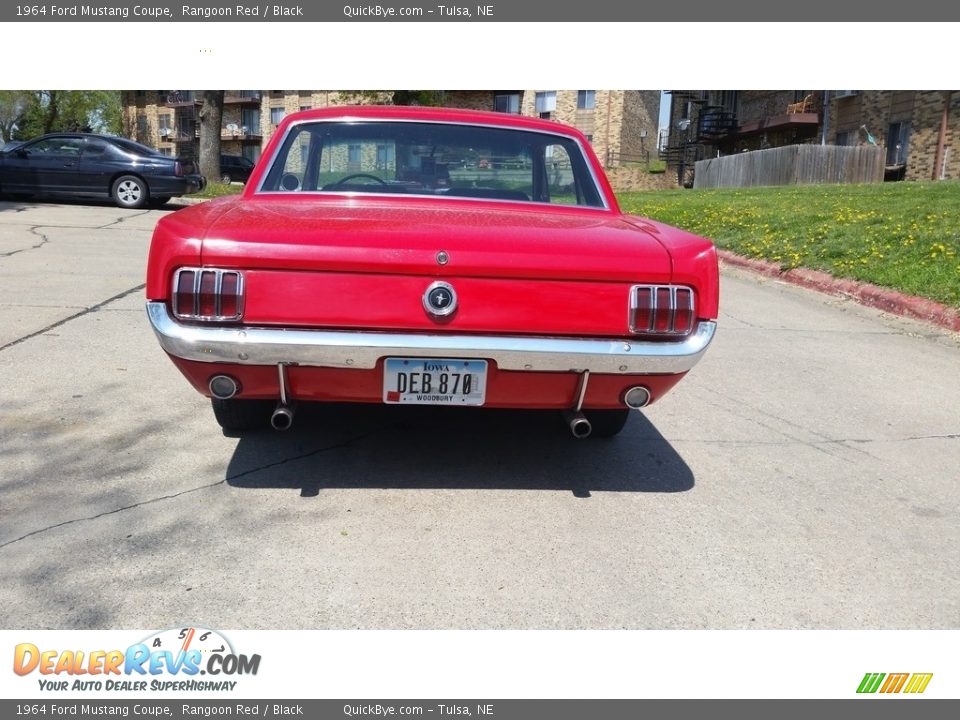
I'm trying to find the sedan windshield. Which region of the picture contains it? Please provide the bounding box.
[258,121,605,207]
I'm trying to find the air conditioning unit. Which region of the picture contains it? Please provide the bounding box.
[159,128,170,137]
[834,90,859,98]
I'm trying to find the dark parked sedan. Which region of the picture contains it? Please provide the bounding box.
[220,154,255,184]
[0,133,206,208]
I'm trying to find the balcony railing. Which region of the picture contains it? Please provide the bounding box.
[224,92,262,105]
[163,91,201,107]
[165,128,198,142]
[221,125,262,141]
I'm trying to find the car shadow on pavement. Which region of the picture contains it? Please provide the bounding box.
[224,403,694,496]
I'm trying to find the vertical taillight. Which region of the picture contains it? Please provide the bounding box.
[174,161,184,177]
[630,285,696,336]
[172,268,243,321]
[673,287,694,334]
[632,286,653,333]
[198,271,217,316]
[653,287,672,332]
[219,272,240,318]
[174,270,196,318]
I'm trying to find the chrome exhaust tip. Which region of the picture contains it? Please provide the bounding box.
[623,386,651,410]
[562,410,592,439]
[208,374,240,400]
[270,403,296,431]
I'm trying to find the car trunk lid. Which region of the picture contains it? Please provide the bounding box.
[197,198,673,337]
[201,197,670,282]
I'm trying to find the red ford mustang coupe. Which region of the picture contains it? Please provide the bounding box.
[146,106,718,438]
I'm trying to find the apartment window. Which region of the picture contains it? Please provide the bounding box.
[270,107,285,125]
[347,143,362,170]
[376,143,395,170]
[136,114,147,135]
[719,91,739,115]
[300,105,312,112]
[577,91,596,110]
[493,93,520,114]
[242,145,260,163]
[835,131,853,147]
[177,117,195,138]
[158,114,171,140]
[535,91,557,118]
[886,122,911,166]
[241,109,261,135]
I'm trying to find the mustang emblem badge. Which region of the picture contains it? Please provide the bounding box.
[423,281,457,317]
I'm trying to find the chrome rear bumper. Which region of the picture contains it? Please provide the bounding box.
[147,301,715,375]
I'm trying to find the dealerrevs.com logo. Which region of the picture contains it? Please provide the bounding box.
[13,627,261,692]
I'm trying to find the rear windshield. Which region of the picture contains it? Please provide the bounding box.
[258,121,605,208]
[108,137,165,157]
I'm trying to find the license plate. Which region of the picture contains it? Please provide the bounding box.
[383,358,487,406]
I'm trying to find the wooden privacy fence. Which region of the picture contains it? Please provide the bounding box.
[693,144,885,189]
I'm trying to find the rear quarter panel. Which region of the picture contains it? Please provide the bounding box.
[624,215,720,320]
[145,198,240,300]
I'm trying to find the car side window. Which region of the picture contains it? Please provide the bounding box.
[82,140,111,158]
[545,144,578,205]
[271,129,313,191]
[25,138,85,157]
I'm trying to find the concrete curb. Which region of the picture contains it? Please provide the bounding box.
[718,250,960,333]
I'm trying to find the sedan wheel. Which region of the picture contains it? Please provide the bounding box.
[112,175,148,209]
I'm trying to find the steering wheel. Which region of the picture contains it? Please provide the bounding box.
[326,173,388,188]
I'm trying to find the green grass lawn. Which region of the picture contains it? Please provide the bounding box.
[193,182,244,200]
[618,182,960,309]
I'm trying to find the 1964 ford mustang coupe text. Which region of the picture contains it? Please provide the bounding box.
[146,106,718,438]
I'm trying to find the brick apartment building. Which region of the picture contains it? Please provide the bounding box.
[120,90,660,171]
[663,90,958,185]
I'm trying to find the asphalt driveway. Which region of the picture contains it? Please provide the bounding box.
[1,200,958,629]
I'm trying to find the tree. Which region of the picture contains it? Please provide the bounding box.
[198,90,224,183]
[391,91,445,106]
[0,91,29,144]
[340,91,445,107]
[12,91,121,140]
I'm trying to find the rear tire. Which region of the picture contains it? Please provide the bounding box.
[112,175,148,209]
[211,398,273,432]
[583,409,631,438]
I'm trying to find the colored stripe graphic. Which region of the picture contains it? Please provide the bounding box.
[857,672,933,694]
[904,673,933,694]
[880,673,909,693]
[857,673,885,693]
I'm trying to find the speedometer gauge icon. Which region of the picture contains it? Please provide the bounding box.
[140,626,234,659]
